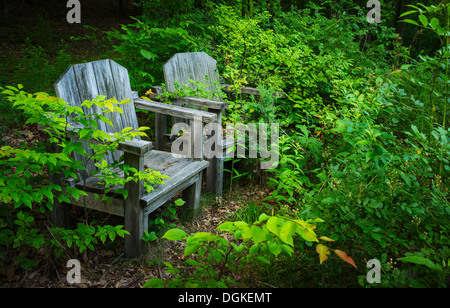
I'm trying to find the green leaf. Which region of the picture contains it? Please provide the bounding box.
[296,226,318,242]
[174,198,185,207]
[401,19,420,26]
[279,220,295,246]
[140,49,157,60]
[266,216,280,236]
[142,278,165,288]
[79,128,92,140]
[256,256,271,264]
[250,225,267,243]
[398,256,442,272]
[399,10,417,18]
[162,228,187,240]
[184,242,201,256]
[257,213,270,223]
[430,17,439,30]
[418,14,428,27]
[99,116,113,127]
[268,242,282,257]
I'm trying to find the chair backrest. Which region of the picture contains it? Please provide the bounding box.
[163,52,221,97]
[54,59,139,177]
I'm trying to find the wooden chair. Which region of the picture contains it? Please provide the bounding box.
[148,52,283,196]
[50,59,216,258]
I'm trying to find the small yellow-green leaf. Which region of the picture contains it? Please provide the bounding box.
[319,236,335,242]
[162,228,187,241]
[316,244,330,264]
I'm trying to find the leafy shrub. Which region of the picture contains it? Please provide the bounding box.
[107,18,199,94]
[0,85,168,268]
[144,214,355,288]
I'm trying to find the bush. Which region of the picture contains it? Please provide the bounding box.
[0,86,167,268]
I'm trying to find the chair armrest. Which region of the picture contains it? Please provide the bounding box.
[117,138,152,155]
[146,93,228,111]
[133,98,217,123]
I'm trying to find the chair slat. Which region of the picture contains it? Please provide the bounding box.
[163,52,220,95]
[54,60,140,176]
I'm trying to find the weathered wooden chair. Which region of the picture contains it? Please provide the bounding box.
[148,52,282,196]
[50,59,217,258]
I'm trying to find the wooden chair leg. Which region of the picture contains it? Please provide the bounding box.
[180,173,202,220]
[49,143,71,228]
[206,157,223,196]
[51,201,71,228]
[124,152,146,258]
[124,203,147,258]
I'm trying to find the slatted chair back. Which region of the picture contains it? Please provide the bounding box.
[162,52,226,195]
[163,52,221,99]
[54,59,140,177]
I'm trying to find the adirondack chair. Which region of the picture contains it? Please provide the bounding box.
[148,52,283,196]
[50,59,217,258]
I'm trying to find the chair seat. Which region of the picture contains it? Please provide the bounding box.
[72,150,209,217]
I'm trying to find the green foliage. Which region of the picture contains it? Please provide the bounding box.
[107,17,198,93]
[144,214,355,288]
[0,86,168,268]
[1,0,449,288]
[144,198,186,242]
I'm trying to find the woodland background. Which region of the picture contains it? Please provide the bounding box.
[0,0,449,288]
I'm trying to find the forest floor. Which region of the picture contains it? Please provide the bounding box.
[0,0,278,288]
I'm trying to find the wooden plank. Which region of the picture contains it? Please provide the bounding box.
[49,143,71,227]
[154,113,167,151]
[54,66,82,122]
[92,59,126,163]
[180,173,202,220]
[124,151,146,258]
[59,63,101,176]
[92,59,125,133]
[140,151,209,207]
[74,150,209,207]
[143,173,200,216]
[134,98,217,123]
[72,62,105,127]
[163,52,220,93]
[69,192,124,217]
[109,60,140,134]
[54,66,96,179]
[147,93,228,110]
[163,52,222,124]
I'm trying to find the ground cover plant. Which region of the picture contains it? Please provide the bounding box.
[0,0,448,288]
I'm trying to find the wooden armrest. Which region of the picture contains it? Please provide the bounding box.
[117,138,152,155]
[222,84,284,98]
[133,98,217,123]
[146,93,228,111]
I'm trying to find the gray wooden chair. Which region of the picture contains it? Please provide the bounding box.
[148,52,283,196]
[50,59,216,258]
